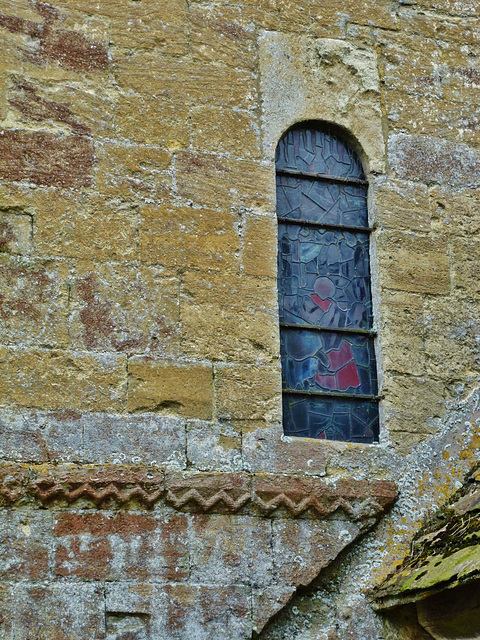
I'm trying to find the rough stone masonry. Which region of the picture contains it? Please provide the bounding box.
[0,0,480,638]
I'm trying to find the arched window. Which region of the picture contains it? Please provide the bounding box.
[276,125,379,443]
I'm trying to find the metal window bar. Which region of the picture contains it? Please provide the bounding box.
[276,168,368,186]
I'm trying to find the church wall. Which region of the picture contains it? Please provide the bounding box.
[0,0,480,638]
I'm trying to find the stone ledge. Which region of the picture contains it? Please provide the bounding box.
[0,463,397,519]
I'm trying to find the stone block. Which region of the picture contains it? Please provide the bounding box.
[107,0,188,54]
[127,358,214,420]
[139,204,239,274]
[0,210,31,254]
[242,423,327,476]
[83,413,186,468]
[383,374,448,440]
[0,255,69,348]
[189,514,274,587]
[95,141,172,199]
[162,584,252,640]
[373,180,431,233]
[0,583,13,638]
[0,408,84,462]
[54,512,189,581]
[67,261,180,355]
[242,214,278,278]
[186,420,242,472]
[388,134,480,188]
[452,238,480,298]
[423,297,480,379]
[115,52,256,110]
[106,582,252,639]
[190,4,256,69]
[191,106,261,159]
[12,582,105,639]
[385,90,480,147]
[429,187,480,236]
[272,519,362,587]
[180,271,278,363]
[310,0,397,32]
[175,151,275,211]
[214,363,281,421]
[0,510,52,580]
[0,130,93,188]
[377,230,450,294]
[114,93,189,149]
[0,347,127,412]
[35,193,139,262]
[380,291,425,376]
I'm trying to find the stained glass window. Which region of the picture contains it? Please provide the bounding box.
[276,126,379,443]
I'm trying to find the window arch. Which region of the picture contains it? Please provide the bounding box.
[276,125,380,443]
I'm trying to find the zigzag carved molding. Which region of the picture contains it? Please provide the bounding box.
[0,463,397,519]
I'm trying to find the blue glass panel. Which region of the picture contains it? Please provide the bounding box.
[280,328,378,396]
[282,394,379,443]
[276,175,368,228]
[278,223,373,330]
[275,128,365,180]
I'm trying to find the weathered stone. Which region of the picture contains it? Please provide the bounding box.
[189,4,256,70]
[0,510,52,580]
[242,423,327,476]
[214,363,281,421]
[114,93,189,149]
[181,271,278,363]
[0,130,93,188]
[186,420,243,472]
[242,214,278,278]
[165,472,251,514]
[383,374,448,441]
[115,52,257,110]
[259,32,386,172]
[12,583,105,639]
[67,261,180,355]
[127,359,214,420]
[189,514,274,586]
[372,180,431,233]
[54,512,189,581]
[139,204,239,274]
[175,151,274,211]
[83,413,186,468]
[377,230,450,295]
[380,291,425,376]
[0,210,32,255]
[0,408,84,462]
[0,255,70,348]
[95,142,172,199]
[388,134,480,187]
[452,238,480,299]
[0,347,127,412]
[191,106,261,159]
[35,193,139,262]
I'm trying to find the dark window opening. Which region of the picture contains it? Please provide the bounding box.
[276,125,380,443]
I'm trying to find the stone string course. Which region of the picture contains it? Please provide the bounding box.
[0,463,397,518]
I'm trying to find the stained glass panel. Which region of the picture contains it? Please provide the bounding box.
[280,328,378,396]
[276,175,368,228]
[278,223,373,330]
[275,128,365,180]
[282,394,379,443]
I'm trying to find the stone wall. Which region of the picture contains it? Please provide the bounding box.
[1,0,480,638]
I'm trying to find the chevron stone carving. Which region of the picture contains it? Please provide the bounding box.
[0,463,397,519]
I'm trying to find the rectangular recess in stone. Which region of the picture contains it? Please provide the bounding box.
[280,327,378,396]
[282,394,379,443]
[276,175,368,227]
[278,223,373,330]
